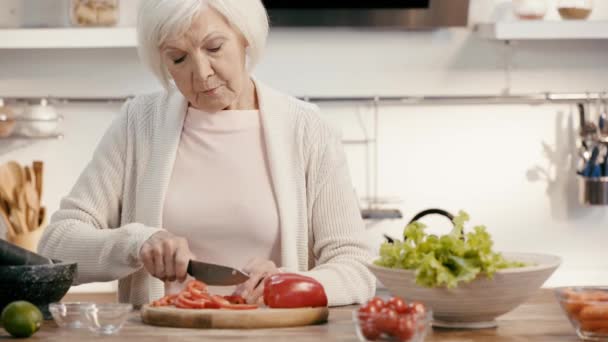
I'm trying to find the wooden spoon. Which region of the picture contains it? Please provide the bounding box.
[6,161,24,190]
[0,165,16,205]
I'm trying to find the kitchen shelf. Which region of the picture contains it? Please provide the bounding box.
[0,28,136,49]
[476,21,608,40]
[0,133,63,140]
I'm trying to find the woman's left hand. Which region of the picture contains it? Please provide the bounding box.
[233,258,281,305]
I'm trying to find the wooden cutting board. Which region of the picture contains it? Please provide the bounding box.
[141,305,329,329]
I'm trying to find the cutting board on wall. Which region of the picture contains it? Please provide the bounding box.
[141,305,329,329]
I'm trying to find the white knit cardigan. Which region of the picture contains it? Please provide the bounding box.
[38,79,376,307]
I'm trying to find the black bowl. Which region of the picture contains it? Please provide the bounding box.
[0,261,77,320]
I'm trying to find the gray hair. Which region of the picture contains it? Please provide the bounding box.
[136,0,269,89]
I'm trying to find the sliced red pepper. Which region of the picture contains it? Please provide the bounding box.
[186,280,208,293]
[223,295,247,305]
[263,273,328,309]
[176,292,208,309]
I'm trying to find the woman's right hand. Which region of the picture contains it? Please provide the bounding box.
[139,231,195,282]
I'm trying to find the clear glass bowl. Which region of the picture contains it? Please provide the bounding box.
[352,308,432,342]
[49,302,95,329]
[555,287,608,341]
[83,303,132,335]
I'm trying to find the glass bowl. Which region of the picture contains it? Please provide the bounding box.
[352,306,432,342]
[83,303,133,335]
[49,302,95,329]
[555,287,608,341]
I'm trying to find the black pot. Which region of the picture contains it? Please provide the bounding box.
[0,261,77,320]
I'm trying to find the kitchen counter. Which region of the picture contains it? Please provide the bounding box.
[11,289,578,341]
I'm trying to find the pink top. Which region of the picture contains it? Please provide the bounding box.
[162,106,280,294]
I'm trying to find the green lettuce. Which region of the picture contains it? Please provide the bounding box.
[375,211,526,288]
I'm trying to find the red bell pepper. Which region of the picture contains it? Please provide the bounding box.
[263,273,328,308]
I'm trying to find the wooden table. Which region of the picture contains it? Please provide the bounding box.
[1,289,579,341]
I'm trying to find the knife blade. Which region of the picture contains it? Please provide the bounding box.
[187,260,249,286]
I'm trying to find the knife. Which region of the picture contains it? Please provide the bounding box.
[187,260,250,286]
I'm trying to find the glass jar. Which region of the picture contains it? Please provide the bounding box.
[512,0,548,20]
[69,0,119,27]
[557,0,593,20]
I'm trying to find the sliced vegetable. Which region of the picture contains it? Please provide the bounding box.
[152,280,258,310]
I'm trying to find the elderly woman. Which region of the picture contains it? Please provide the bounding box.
[39,0,375,307]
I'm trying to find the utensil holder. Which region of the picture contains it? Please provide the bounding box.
[7,228,45,253]
[578,176,608,205]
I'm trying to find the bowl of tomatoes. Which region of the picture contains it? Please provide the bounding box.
[353,296,432,342]
[555,287,608,341]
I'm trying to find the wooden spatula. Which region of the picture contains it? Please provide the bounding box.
[23,183,39,232]
[38,207,46,228]
[0,165,16,206]
[0,206,15,239]
[9,210,24,235]
[6,161,24,190]
[33,161,43,201]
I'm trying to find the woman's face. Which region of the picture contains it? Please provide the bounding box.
[161,8,254,112]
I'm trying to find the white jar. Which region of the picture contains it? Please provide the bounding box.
[15,100,60,137]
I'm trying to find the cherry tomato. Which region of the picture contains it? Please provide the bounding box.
[360,320,381,340]
[358,303,381,315]
[376,307,399,335]
[386,297,409,314]
[407,301,427,316]
[368,296,385,310]
[395,315,416,341]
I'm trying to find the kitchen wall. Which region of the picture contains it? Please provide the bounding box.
[1,0,608,292]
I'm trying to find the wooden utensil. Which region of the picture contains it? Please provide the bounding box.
[33,161,43,200]
[141,305,329,329]
[6,161,25,189]
[38,207,46,228]
[24,166,33,183]
[0,206,15,239]
[9,209,24,235]
[23,183,39,232]
[0,165,16,205]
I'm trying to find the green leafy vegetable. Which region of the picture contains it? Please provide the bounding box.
[375,211,526,288]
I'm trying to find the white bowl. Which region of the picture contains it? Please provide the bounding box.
[14,102,60,137]
[367,252,561,329]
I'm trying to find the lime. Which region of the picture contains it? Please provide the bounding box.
[1,301,43,338]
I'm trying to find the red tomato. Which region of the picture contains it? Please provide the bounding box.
[395,315,416,341]
[360,320,381,340]
[358,303,381,316]
[376,307,399,335]
[368,296,385,309]
[386,297,409,314]
[407,302,427,316]
[263,273,328,308]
